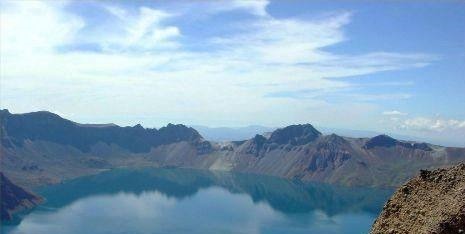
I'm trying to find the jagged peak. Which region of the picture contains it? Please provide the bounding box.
[133,123,144,129]
[161,123,196,132]
[269,124,322,146]
[159,123,203,141]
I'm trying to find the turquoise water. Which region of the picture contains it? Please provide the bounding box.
[2,168,392,234]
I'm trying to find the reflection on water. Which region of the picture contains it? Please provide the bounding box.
[2,168,393,234]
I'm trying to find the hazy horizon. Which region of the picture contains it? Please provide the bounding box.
[2,108,463,147]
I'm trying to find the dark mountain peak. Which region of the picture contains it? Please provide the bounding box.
[161,123,196,132]
[133,123,144,129]
[364,134,433,151]
[164,123,188,129]
[0,109,11,124]
[23,110,66,120]
[6,110,75,127]
[0,109,10,116]
[364,134,398,149]
[269,124,322,145]
[159,123,203,142]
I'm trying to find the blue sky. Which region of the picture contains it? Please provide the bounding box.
[1,0,464,145]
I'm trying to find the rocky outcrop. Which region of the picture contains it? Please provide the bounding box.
[371,164,465,234]
[1,172,43,221]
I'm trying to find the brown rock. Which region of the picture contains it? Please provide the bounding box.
[371,163,465,234]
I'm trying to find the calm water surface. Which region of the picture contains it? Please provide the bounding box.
[2,168,392,234]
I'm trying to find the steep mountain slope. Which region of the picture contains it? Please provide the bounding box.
[1,109,464,189]
[1,172,43,221]
[371,163,465,234]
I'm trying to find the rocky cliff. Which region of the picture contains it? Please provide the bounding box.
[371,163,465,234]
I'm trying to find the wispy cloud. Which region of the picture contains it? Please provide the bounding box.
[0,0,438,127]
[382,110,408,116]
[215,0,270,16]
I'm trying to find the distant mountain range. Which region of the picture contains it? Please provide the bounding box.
[193,125,457,147]
[1,109,465,191]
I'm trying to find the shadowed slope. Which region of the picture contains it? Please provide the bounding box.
[1,173,43,221]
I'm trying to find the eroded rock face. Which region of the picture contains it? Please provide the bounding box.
[371,163,465,234]
[1,172,43,221]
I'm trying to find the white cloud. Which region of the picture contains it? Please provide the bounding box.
[0,1,438,127]
[0,1,84,55]
[382,110,408,116]
[191,0,270,17]
[400,117,465,132]
[230,0,269,16]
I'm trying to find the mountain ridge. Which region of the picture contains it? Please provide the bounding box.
[1,109,464,189]
[1,109,207,154]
